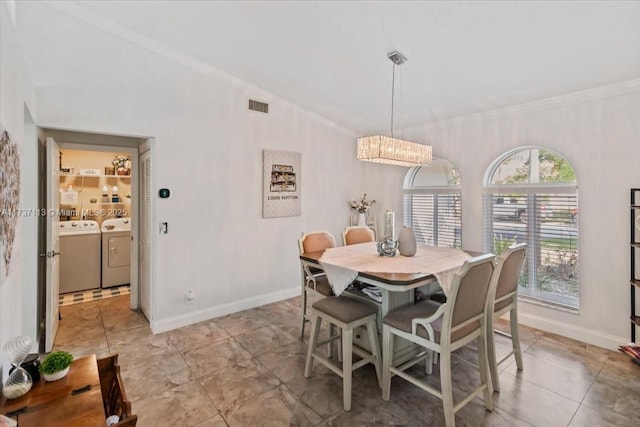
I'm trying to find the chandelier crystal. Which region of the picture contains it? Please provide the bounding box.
[357,135,432,167]
[357,51,432,167]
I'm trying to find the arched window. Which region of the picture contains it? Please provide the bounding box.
[484,147,579,309]
[403,158,461,248]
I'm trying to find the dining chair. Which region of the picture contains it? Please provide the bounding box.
[298,231,336,338]
[342,225,375,246]
[487,242,527,392]
[381,253,496,427]
[97,354,138,426]
[304,295,382,411]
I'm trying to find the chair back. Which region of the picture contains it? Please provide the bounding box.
[342,226,375,246]
[97,354,136,425]
[299,231,336,254]
[445,254,496,342]
[492,243,527,312]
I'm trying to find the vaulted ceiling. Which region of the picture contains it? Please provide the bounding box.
[13,1,640,134]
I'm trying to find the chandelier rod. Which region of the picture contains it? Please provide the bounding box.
[391,61,396,137]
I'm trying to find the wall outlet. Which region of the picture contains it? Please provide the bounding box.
[185,289,194,304]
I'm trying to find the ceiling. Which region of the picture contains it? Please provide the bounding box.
[12,1,640,135]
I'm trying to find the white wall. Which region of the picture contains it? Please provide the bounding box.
[400,82,640,348]
[30,21,408,332]
[0,1,37,379]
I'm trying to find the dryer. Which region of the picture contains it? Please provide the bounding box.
[101,218,131,288]
[59,220,101,294]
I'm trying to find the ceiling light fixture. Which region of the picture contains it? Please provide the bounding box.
[357,51,432,167]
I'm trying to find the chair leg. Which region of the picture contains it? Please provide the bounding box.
[425,350,433,375]
[478,325,494,411]
[381,325,393,401]
[487,314,500,392]
[510,307,524,371]
[304,314,321,378]
[300,288,308,339]
[366,319,382,388]
[440,351,455,427]
[342,328,353,411]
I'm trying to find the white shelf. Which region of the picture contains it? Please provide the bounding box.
[61,174,130,178]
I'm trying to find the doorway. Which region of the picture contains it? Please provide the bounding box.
[38,128,152,351]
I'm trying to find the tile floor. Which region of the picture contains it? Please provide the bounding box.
[55,295,640,427]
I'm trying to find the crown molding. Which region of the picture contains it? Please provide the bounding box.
[408,79,640,133]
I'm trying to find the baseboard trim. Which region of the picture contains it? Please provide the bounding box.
[517,312,627,351]
[150,287,300,334]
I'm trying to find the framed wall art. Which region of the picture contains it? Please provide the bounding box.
[262,150,301,218]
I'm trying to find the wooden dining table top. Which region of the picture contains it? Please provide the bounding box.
[300,249,436,287]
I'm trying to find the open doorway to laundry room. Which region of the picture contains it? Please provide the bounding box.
[37,128,153,352]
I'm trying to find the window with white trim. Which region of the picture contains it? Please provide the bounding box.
[484,147,579,309]
[403,158,461,248]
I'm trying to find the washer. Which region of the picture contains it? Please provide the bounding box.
[59,220,102,294]
[101,218,131,288]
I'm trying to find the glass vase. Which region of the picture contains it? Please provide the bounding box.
[2,365,32,399]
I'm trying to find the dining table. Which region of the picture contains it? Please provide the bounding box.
[299,241,475,362]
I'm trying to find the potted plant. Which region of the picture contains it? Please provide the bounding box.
[39,351,73,381]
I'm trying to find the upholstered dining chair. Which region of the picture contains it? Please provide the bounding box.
[487,242,527,392]
[298,231,336,338]
[381,253,496,427]
[342,226,375,246]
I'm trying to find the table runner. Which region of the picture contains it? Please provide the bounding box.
[319,242,473,296]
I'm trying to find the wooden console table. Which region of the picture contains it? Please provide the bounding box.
[0,354,106,427]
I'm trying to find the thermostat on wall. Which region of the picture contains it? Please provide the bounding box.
[159,188,170,198]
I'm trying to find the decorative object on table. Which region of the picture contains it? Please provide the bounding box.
[383,210,395,240]
[0,129,21,275]
[2,336,33,399]
[39,350,73,382]
[350,193,375,226]
[9,353,41,383]
[112,154,132,176]
[356,51,432,167]
[262,150,302,218]
[377,237,398,257]
[105,166,115,175]
[397,226,417,257]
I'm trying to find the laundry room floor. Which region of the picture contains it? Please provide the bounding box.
[58,285,130,307]
[53,295,640,427]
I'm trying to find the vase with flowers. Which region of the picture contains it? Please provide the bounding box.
[112,154,132,176]
[350,193,376,226]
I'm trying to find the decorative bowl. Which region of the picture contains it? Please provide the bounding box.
[43,366,70,382]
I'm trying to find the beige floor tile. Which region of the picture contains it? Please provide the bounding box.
[102,309,149,333]
[223,385,322,427]
[121,350,194,401]
[192,415,228,427]
[491,371,580,427]
[215,310,271,337]
[133,380,219,427]
[568,403,634,427]
[183,338,253,378]
[502,350,596,402]
[51,294,639,427]
[168,319,230,353]
[200,358,280,416]
[233,325,297,356]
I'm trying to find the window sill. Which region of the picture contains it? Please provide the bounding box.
[518,295,580,315]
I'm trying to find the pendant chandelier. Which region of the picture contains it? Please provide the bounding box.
[357,51,432,167]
